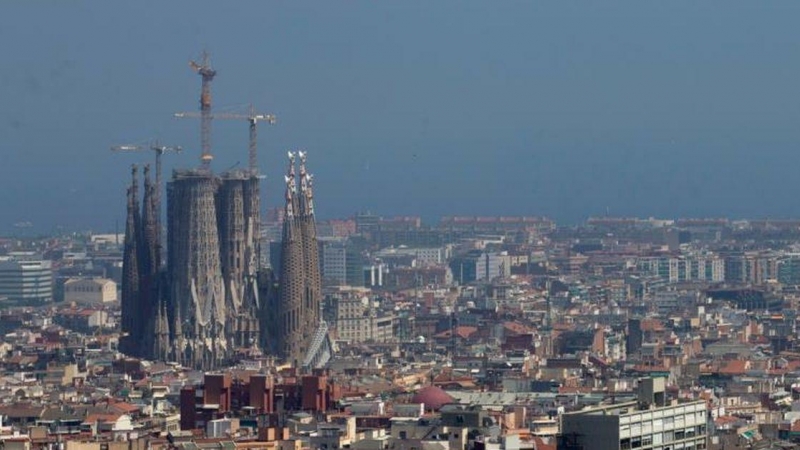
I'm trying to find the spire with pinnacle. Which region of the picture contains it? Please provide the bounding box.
[277,151,308,363]
[141,165,159,277]
[298,151,315,217]
[121,165,142,356]
[298,151,321,331]
[284,152,298,220]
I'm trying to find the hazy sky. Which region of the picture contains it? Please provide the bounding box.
[2,2,800,233]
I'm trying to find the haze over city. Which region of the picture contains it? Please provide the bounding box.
[10,3,800,450]
[3,2,800,233]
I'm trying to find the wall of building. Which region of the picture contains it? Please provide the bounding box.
[0,259,53,304]
[64,279,117,304]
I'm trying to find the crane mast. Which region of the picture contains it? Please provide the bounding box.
[151,142,183,220]
[174,104,276,175]
[189,51,217,170]
[248,105,259,174]
[110,141,182,240]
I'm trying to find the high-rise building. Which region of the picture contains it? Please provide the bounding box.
[0,258,53,304]
[320,238,367,287]
[321,239,347,286]
[449,250,503,284]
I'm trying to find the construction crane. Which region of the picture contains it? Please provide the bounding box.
[175,104,276,175]
[189,51,217,170]
[110,141,183,231]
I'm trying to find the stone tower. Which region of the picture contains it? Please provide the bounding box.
[277,153,307,363]
[166,170,228,369]
[120,165,142,356]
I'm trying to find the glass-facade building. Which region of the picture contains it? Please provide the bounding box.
[0,259,53,303]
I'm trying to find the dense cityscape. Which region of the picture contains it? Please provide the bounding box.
[9,197,800,450]
[5,5,800,450]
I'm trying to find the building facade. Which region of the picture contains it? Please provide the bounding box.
[329,288,395,343]
[63,278,117,304]
[559,378,707,450]
[0,258,53,304]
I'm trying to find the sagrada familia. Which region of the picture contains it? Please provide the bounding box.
[119,152,332,370]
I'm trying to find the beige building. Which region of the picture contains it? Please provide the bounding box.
[64,278,117,304]
[331,289,395,343]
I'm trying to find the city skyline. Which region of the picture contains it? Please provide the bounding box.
[4,2,800,234]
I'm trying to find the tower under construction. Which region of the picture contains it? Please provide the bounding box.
[120,166,142,356]
[166,169,228,369]
[118,53,331,370]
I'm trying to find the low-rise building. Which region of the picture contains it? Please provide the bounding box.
[63,278,117,304]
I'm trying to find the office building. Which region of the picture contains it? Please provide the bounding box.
[558,378,707,450]
[0,258,53,304]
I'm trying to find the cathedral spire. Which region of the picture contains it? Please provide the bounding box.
[121,165,142,356]
[284,151,298,219]
[277,151,307,363]
[140,164,161,357]
[141,165,159,276]
[298,151,315,217]
[297,151,321,333]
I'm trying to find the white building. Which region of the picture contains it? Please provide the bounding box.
[0,258,52,304]
[64,278,117,304]
[559,378,707,450]
[374,246,449,267]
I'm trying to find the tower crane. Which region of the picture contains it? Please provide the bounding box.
[189,51,217,170]
[110,141,183,231]
[174,104,276,175]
